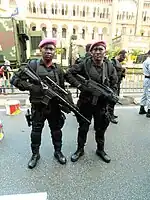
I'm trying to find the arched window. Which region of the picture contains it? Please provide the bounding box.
[29,1,32,13]
[92,29,95,40]
[130,28,133,34]
[126,12,128,20]
[93,8,96,17]
[122,26,126,35]
[44,3,46,14]
[103,8,105,18]
[97,7,100,16]
[117,12,119,20]
[55,4,57,14]
[52,27,57,38]
[73,28,76,34]
[100,13,103,18]
[65,5,68,15]
[62,28,66,38]
[62,48,66,59]
[62,5,65,15]
[40,2,43,13]
[33,3,36,13]
[106,8,109,18]
[83,7,85,17]
[102,27,107,35]
[32,26,36,31]
[73,5,76,16]
[52,4,54,14]
[42,27,47,37]
[77,6,79,15]
[82,29,85,39]
[122,11,125,20]
[87,7,89,16]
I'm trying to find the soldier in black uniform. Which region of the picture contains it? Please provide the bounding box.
[65,41,117,163]
[111,50,127,96]
[108,50,127,124]
[10,39,67,169]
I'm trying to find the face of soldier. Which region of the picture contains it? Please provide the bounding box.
[41,44,56,61]
[118,53,126,62]
[91,45,106,62]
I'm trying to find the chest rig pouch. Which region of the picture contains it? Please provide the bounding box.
[83,58,110,105]
[35,60,60,85]
[29,60,66,128]
[29,59,60,105]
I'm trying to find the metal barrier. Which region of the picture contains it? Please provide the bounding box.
[0,70,144,95]
[120,72,143,93]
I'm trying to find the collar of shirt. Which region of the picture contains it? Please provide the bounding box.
[146,57,150,62]
[92,59,103,68]
[40,59,55,69]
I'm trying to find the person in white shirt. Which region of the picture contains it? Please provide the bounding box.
[139,50,150,117]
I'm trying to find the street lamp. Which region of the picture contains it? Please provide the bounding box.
[134,0,140,36]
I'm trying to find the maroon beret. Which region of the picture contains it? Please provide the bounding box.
[90,40,106,51]
[39,38,57,48]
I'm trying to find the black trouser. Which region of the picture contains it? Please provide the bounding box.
[117,80,121,96]
[31,101,64,154]
[76,100,110,150]
[108,102,115,117]
[108,80,121,116]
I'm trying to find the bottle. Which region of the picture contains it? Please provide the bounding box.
[0,120,4,141]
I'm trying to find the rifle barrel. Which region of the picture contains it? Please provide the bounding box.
[46,76,68,95]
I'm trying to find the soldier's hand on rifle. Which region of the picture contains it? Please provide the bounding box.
[30,84,44,95]
[17,80,33,91]
[77,84,91,92]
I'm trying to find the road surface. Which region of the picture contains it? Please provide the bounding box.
[0,106,150,200]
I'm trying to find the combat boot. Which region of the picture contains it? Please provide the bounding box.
[113,115,118,119]
[110,115,118,124]
[139,106,146,114]
[28,153,40,169]
[96,143,111,163]
[28,145,40,169]
[54,151,67,165]
[146,109,150,118]
[96,149,111,163]
[71,148,84,162]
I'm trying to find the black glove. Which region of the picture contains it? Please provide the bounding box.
[30,84,44,95]
[17,81,32,91]
[78,84,96,95]
[77,84,89,92]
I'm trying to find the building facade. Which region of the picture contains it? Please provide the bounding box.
[1,0,150,65]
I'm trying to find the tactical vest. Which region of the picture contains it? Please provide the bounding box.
[83,57,113,87]
[28,59,62,104]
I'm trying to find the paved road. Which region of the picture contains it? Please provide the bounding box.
[0,106,150,200]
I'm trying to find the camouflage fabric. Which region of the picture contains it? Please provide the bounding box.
[0,17,16,62]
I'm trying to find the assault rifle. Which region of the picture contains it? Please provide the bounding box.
[20,66,91,124]
[76,74,121,105]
